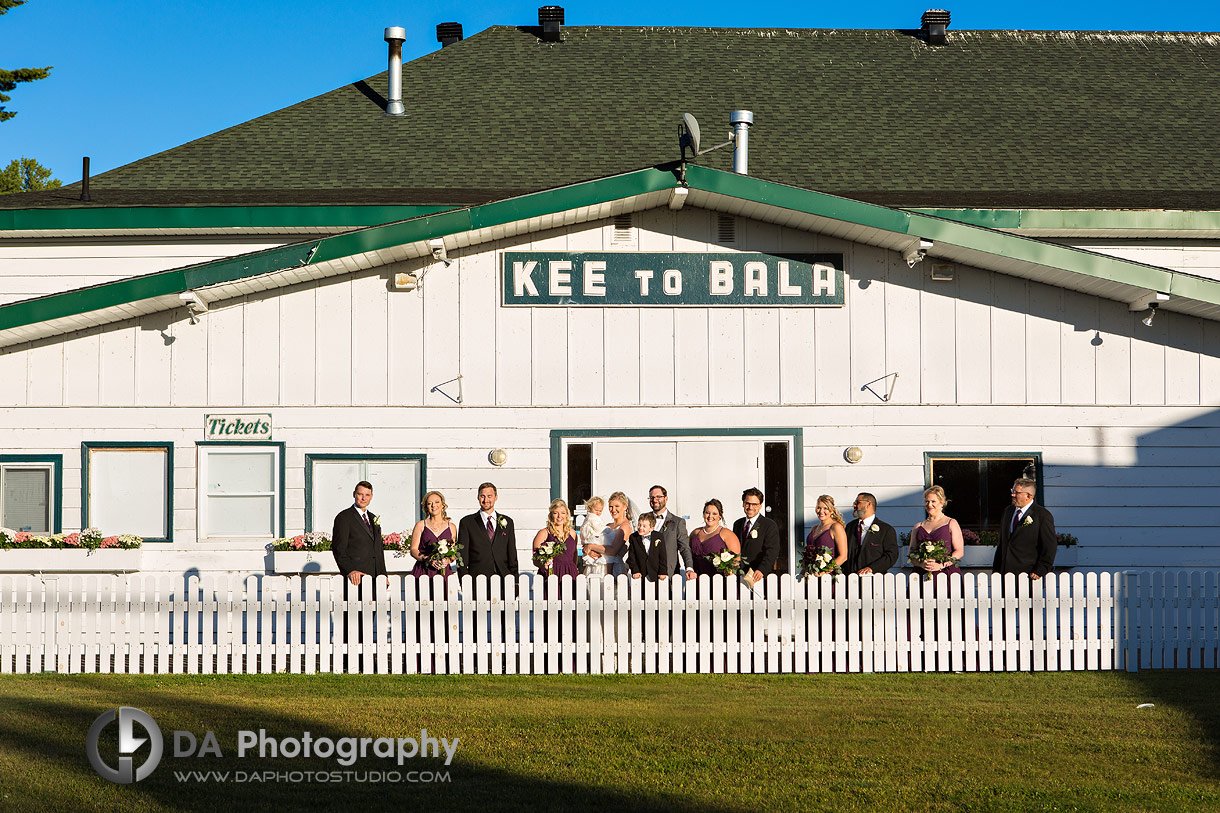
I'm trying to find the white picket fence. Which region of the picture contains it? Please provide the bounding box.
[0,571,1215,675]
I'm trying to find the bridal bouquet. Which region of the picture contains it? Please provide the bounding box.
[428,535,464,571]
[907,537,960,581]
[800,545,841,580]
[534,536,567,576]
[705,549,742,576]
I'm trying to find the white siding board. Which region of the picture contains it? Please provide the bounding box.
[744,308,781,404]
[531,308,568,406]
[567,308,605,406]
[1166,316,1202,405]
[674,309,710,405]
[26,341,63,406]
[205,306,243,406]
[1060,289,1098,405]
[1130,308,1167,406]
[882,255,921,405]
[495,276,532,407]
[1096,302,1133,405]
[989,274,1027,404]
[954,265,992,404]
[1203,321,1220,404]
[279,286,317,406]
[314,280,352,406]
[351,273,389,406]
[603,309,641,406]
[242,297,280,407]
[457,252,498,407]
[63,330,100,406]
[849,245,888,405]
[708,309,745,404]
[1026,284,1063,404]
[170,316,207,406]
[919,269,956,404]
[99,328,136,406]
[135,317,172,407]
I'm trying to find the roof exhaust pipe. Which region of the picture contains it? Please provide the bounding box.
[436,22,463,48]
[384,26,406,116]
[731,110,753,175]
[538,6,564,43]
[921,9,951,45]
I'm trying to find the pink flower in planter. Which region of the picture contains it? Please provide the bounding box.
[64,533,81,547]
[290,535,307,550]
[101,536,119,548]
[14,532,29,544]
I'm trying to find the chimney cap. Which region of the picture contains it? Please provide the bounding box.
[384,26,406,43]
[436,21,464,46]
[921,8,950,45]
[538,6,565,24]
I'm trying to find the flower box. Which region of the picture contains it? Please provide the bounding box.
[0,548,143,573]
[957,545,997,568]
[270,549,417,575]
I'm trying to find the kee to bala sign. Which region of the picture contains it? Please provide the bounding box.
[502,252,845,307]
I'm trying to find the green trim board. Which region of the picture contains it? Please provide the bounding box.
[0,205,454,233]
[6,164,1220,340]
[80,442,174,544]
[907,208,1220,233]
[303,454,428,533]
[0,454,64,534]
[549,427,805,571]
[922,451,1046,515]
[195,441,286,539]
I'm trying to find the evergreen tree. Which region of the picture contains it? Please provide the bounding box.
[0,157,62,194]
[0,0,52,122]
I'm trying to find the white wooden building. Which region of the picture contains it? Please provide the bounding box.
[2,15,1219,573]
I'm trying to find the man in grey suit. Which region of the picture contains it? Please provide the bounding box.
[648,485,696,581]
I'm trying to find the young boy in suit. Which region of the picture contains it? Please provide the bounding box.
[627,512,669,582]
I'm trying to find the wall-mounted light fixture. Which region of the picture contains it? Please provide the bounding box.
[844,446,864,464]
[1141,303,1158,327]
[488,449,508,467]
[180,290,209,325]
[902,238,934,268]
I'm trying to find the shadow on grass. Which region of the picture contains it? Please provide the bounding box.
[1116,670,1220,780]
[0,674,748,813]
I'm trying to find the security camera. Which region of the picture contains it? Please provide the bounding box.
[428,238,450,265]
[902,238,934,268]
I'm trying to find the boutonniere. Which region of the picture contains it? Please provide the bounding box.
[1022,516,1033,527]
[869,524,879,534]
[371,515,380,527]
[750,529,758,539]
[499,517,508,529]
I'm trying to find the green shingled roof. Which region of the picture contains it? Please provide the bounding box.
[12,26,1220,210]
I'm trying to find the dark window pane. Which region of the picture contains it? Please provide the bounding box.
[763,442,790,574]
[566,444,592,508]
[930,456,1039,532]
[931,459,982,529]
[982,458,1036,530]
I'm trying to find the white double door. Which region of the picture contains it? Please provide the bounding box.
[591,439,763,525]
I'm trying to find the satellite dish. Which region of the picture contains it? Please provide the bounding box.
[679,113,701,159]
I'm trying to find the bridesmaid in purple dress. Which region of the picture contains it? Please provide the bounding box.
[532,498,580,578]
[910,485,964,576]
[689,499,741,577]
[410,491,460,577]
[803,495,848,575]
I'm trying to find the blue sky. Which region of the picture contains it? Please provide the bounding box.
[3,0,1220,184]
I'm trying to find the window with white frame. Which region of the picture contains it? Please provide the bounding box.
[83,444,173,540]
[198,443,282,540]
[0,459,58,534]
[306,455,425,534]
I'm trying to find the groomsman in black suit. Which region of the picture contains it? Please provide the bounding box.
[457,482,518,577]
[995,478,1057,579]
[732,487,780,586]
[843,492,899,575]
[649,485,696,580]
[331,480,387,589]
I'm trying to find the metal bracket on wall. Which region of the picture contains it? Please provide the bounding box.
[861,372,899,402]
[429,375,463,404]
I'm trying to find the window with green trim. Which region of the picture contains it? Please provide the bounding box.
[925,453,1042,533]
[82,443,172,541]
[305,455,425,535]
[0,458,59,534]
[198,443,281,539]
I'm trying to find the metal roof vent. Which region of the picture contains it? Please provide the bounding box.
[436,22,463,47]
[921,9,951,45]
[384,27,406,116]
[538,6,564,42]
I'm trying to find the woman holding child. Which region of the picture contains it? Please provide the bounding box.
[409,490,459,577]
[688,498,741,577]
[582,492,630,576]
[533,498,580,578]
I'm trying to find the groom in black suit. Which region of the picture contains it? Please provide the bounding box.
[457,482,518,577]
[732,487,780,586]
[995,478,1057,579]
[331,480,387,588]
[843,492,899,575]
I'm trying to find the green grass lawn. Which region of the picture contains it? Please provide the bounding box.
[0,671,1217,811]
